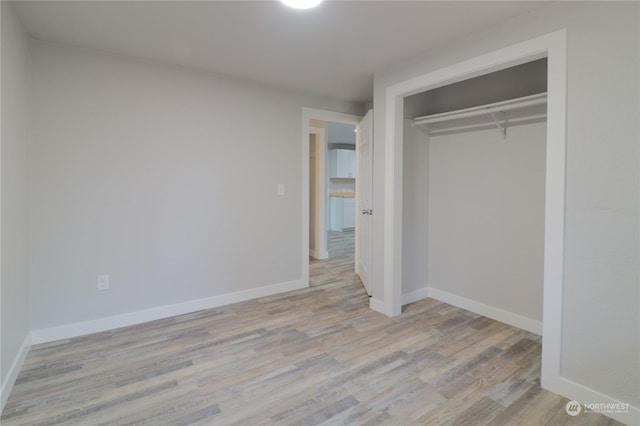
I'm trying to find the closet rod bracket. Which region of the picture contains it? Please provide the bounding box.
[411,122,432,136]
[489,111,507,139]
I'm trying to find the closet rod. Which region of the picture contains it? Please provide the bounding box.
[424,113,547,136]
[412,92,547,126]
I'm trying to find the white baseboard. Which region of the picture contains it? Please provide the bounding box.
[369,297,390,316]
[1,333,31,413]
[309,249,329,260]
[402,287,431,305]
[31,279,307,344]
[400,286,542,335]
[543,375,639,425]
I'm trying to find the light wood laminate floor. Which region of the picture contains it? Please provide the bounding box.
[2,230,620,425]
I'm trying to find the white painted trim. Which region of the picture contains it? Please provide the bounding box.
[30,279,305,344]
[543,376,640,426]
[427,287,543,335]
[301,107,362,286]
[539,30,567,389]
[401,287,431,306]
[382,29,567,399]
[303,108,363,127]
[1,333,31,412]
[309,249,329,260]
[369,297,389,315]
[380,93,404,317]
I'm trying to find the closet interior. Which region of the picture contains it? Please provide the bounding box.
[402,58,548,332]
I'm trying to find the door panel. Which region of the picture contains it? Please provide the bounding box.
[356,109,373,294]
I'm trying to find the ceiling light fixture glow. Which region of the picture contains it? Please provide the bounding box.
[280,0,323,10]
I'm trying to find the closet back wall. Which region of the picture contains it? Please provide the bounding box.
[28,41,362,337]
[428,122,546,322]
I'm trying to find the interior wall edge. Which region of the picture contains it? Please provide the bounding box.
[1,0,31,411]
[0,333,31,413]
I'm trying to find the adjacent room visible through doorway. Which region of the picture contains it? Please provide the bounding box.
[309,120,358,284]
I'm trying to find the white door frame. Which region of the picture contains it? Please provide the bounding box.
[381,30,567,392]
[301,108,363,286]
[308,126,328,260]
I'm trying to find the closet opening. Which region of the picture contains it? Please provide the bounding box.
[381,30,567,397]
[401,58,548,335]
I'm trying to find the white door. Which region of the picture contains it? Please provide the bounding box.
[356,109,373,294]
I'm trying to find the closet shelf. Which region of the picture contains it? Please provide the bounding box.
[412,92,547,138]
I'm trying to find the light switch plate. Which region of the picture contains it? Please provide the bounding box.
[97,274,110,291]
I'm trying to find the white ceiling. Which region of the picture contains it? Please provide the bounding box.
[13,1,548,104]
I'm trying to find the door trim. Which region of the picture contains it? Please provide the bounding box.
[301,108,363,286]
[381,29,567,392]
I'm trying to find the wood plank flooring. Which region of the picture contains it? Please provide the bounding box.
[2,230,621,425]
[309,230,356,288]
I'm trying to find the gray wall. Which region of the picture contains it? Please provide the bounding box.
[401,121,429,295]
[28,41,362,331]
[427,123,545,321]
[401,119,545,324]
[1,1,30,403]
[374,1,639,408]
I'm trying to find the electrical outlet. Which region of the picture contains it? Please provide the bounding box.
[277,184,285,195]
[97,274,110,291]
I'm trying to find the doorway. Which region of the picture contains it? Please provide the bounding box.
[308,127,328,260]
[301,108,365,292]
